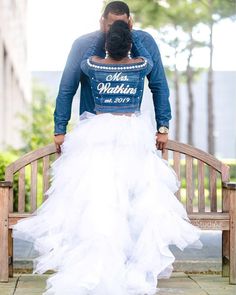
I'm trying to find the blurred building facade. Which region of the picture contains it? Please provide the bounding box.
[0,0,31,150]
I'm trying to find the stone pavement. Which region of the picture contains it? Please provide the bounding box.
[0,272,236,295]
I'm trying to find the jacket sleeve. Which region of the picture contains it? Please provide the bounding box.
[53,39,83,134]
[131,31,153,75]
[133,31,171,130]
[54,32,105,134]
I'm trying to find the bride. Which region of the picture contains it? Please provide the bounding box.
[12,20,202,295]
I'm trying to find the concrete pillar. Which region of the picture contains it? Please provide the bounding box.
[0,44,7,150]
[0,0,30,150]
[5,53,11,146]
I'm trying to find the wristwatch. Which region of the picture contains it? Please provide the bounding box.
[158,126,169,134]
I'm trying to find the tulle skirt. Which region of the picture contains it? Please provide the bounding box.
[12,110,203,295]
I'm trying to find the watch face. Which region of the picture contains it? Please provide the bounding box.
[159,126,169,134]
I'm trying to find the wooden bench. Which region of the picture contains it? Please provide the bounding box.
[0,140,235,283]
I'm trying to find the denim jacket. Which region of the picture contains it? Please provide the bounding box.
[80,32,153,113]
[54,30,171,134]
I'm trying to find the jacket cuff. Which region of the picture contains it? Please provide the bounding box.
[54,124,67,134]
[156,121,169,130]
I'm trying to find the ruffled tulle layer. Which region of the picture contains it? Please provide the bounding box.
[12,110,203,295]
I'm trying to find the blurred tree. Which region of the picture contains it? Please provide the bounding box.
[178,2,207,146]
[124,0,206,145]
[163,31,182,141]
[199,0,236,154]
[122,0,185,139]
[122,0,235,152]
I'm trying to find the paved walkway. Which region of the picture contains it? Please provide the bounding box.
[13,231,222,273]
[0,272,235,295]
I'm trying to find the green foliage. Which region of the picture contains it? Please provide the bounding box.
[0,80,57,211]
[125,0,236,27]
[14,79,55,154]
[125,0,236,63]
[124,0,235,148]
[199,0,236,24]
[0,152,18,181]
[0,151,31,211]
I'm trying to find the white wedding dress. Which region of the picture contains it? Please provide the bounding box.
[12,110,203,295]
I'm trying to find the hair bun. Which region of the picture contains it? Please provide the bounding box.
[106,20,132,61]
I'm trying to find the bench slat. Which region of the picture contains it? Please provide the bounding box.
[9,212,229,219]
[43,155,50,201]
[186,155,193,213]
[210,166,217,212]
[18,168,25,213]
[198,160,205,212]
[5,165,14,212]
[189,212,230,230]
[9,212,230,230]
[30,160,38,212]
[173,151,181,200]
[190,219,229,230]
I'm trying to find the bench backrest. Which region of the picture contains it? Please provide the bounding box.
[4,140,230,214]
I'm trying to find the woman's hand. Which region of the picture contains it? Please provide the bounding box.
[156,132,168,150]
[54,134,65,154]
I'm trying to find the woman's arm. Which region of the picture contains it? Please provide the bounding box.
[81,32,105,76]
[133,30,171,131]
[131,30,153,75]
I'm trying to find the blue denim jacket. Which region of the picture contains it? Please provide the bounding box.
[54,30,171,134]
[80,32,153,113]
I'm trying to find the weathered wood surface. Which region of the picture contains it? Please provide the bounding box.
[186,155,193,213]
[222,186,230,277]
[0,185,10,281]
[198,160,205,212]
[173,151,181,200]
[18,167,25,213]
[166,140,228,174]
[30,160,38,212]
[222,182,236,284]
[43,155,50,201]
[4,144,57,175]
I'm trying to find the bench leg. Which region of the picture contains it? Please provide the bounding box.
[229,186,236,284]
[0,186,9,282]
[8,229,13,277]
[222,230,230,277]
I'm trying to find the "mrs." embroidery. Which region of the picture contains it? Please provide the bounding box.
[106,72,128,82]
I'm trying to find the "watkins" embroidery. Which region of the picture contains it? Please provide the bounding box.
[97,83,137,95]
